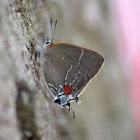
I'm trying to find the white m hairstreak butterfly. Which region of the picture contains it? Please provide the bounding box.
[40,19,104,117]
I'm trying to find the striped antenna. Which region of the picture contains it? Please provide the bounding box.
[50,18,57,43]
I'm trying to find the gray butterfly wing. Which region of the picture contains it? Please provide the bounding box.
[41,43,104,102]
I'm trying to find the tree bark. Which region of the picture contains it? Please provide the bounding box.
[0,0,71,140]
[0,0,136,140]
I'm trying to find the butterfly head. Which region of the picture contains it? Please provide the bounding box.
[45,40,52,46]
[42,37,52,50]
[42,19,57,50]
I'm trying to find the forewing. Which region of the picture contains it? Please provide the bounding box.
[47,43,104,100]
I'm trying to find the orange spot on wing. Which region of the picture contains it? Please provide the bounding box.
[49,43,56,48]
[49,42,68,48]
[64,85,73,95]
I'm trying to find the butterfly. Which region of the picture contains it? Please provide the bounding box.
[39,19,104,117]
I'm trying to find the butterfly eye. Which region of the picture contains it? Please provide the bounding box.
[45,40,51,45]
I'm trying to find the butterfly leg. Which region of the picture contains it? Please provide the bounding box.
[65,103,75,118]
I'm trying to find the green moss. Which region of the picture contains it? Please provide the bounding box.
[13,0,36,56]
[11,1,40,139]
